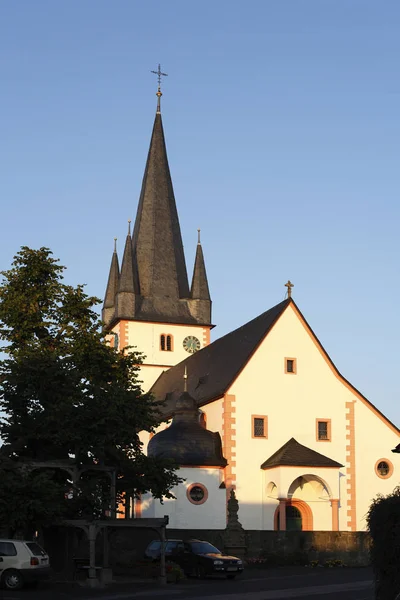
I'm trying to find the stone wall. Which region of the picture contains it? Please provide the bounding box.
[165,529,371,567]
[42,526,371,572]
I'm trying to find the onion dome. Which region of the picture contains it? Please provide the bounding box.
[148,390,227,467]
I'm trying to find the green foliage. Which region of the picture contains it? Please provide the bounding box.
[0,247,182,534]
[367,486,400,600]
[0,461,67,538]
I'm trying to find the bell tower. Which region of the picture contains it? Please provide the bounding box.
[102,71,212,390]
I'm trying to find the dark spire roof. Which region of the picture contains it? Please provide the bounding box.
[190,238,211,301]
[260,438,343,469]
[103,103,212,327]
[147,390,227,467]
[103,241,120,309]
[392,443,400,454]
[150,299,291,416]
[119,228,136,293]
[131,111,190,307]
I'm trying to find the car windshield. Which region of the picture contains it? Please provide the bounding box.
[190,542,221,554]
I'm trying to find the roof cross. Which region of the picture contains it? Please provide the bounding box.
[151,64,168,88]
[151,64,168,113]
[285,280,294,298]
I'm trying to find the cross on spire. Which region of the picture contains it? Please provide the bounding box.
[151,64,168,113]
[285,280,294,298]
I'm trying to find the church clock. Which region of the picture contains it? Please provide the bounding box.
[183,335,201,354]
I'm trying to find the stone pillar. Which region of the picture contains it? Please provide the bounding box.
[278,498,287,531]
[222,490,247,558]
[331,499,340,531]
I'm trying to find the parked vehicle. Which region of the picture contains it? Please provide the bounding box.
[0,539,50,590]
[145,538,243,579]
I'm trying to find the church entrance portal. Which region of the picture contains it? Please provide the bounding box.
[276,505,302,531]
[274,499,313,531]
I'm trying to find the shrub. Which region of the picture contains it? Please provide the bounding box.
[166,562,185,583]
[367,486,400,600]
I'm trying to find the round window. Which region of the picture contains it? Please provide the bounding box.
[375,459,393,479]
[186,483,208,505]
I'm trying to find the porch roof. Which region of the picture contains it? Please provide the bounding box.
[260,438,343,470]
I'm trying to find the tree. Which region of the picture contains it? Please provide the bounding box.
[0,247,181,535]
[367,487,400,600]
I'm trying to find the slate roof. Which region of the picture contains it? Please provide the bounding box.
[150,298,291,416]
[103,247,119,310]
[131,111,193,323]
[190,242,211,301]
[103,105,213,328]
[148,391,227,467]
[260,438,344,469]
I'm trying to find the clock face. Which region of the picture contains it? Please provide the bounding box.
[183,335,201,354]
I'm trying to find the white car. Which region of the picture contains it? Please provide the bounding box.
[0,539,50,590]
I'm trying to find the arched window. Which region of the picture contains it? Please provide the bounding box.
[160,334,173,351]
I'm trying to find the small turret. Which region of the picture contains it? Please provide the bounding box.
[102,238,120,327]
[115,221,137,320]
[148,367,226,467]
[189,229,211,324]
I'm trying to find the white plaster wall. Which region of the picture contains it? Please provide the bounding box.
[203,399,223,433]
[112,321,209,391]
[228,303,361,530]
[141,467,226,529]
[353,399,400,530]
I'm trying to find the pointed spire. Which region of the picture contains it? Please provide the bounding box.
[114,221,137,320]
[190,232,211,301]
[131,108,192,321]
[102,238,120,326]
[119,221,135,293]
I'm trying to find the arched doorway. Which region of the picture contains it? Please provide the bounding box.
[276,505,302,531]
[274,499,313,531]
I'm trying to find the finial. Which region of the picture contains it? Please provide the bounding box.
[113,237,117,252]
[128,219,131,235]
[151,64,168,114]
[285,280,294,298]
[183,365,188,392]
[197,228,201,244]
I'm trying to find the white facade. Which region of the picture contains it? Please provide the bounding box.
[136,301,400,532]
[140,467,227,529]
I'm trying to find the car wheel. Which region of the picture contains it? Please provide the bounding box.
[2,569,24,590]
[227,573,236,579]
[196,565,207,579]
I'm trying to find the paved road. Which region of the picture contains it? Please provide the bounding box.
[0,567,374,600]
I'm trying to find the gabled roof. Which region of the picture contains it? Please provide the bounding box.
[260,438,343,469]
[151,296,400,436]
[150,299,291,416]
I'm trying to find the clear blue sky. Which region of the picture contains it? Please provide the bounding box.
[1,1,399,426]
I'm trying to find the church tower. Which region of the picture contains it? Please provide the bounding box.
[102,76,212,391]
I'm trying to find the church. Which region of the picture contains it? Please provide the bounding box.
[102,82,400,533]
